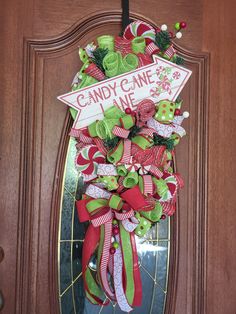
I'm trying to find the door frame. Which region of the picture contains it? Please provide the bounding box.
[16,10,209,313]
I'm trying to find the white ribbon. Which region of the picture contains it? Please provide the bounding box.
[85,184,111,199]
[147,117,186,138]
[122,216,139,232]
[97,164,118,176]
[113,235,133,312]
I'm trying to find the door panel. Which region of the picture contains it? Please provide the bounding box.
[0,1,235,314]
[9,12,208,314]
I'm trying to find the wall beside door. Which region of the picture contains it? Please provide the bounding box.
[0,1,235,313]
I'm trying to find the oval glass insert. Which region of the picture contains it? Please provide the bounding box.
[58,137,170,314]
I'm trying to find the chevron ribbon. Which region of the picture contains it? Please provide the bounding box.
[112,125,130,138]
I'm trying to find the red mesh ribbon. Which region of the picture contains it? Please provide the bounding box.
[121,185,147,210]
[134,145,166,167]
[136,99,156,126]
[115,36,132,55]
[137,53,153,68]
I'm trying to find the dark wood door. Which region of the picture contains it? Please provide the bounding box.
[0,1,236,314]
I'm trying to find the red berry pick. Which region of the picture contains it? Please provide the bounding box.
[169,31,174,38]
[180,21,187,29]
[174,109,181,116]
[113,226,119,235]
[110,247,116,255]
[125,108,132,114]
[161,214,166,220]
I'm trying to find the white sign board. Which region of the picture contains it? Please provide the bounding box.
[58,55,192,129]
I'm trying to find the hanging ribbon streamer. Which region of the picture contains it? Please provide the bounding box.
[121,0,131,33]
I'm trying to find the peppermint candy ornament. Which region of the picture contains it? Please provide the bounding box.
[76,145,105,176]
[154,173,178,201]
[123,21,156,44]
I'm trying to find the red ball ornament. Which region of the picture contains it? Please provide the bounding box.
[180,21,187,29]
[169,31,174,38]
[125,108,132,114]
[113,226,119,235]
[174,109,181,116]
[161,214,166,220]
[110,247,116,255]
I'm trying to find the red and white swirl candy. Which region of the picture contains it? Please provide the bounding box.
[76,145,105,176]
[123,21,156,44]
[156,173,178,202]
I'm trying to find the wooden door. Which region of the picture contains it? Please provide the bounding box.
[0,1,236,314]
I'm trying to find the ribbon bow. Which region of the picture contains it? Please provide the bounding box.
[77,185,146,312]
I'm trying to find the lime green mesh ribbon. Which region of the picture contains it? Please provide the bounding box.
[70,49,98,119]
[97,35,115,52]
[132,135,154,149]
[107,141,124,164]
[131,36,146,54]
[103,51,138,78]
[88,105,134,140]
[123,171,139,188]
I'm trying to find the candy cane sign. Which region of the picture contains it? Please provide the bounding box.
[57,55,192,129]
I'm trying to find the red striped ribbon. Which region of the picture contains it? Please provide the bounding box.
[163,45,176,60]
[112,125,130,138]
[143,175,154,195]
[145,42,160,56]
[84,63,106,81]
[117,176,125,193]
[120,139,132,164]
[161,197,176,216]
[91,209,113,227]
[70,128,93,144]
[99,221,115,299]
[174,173,184,188]
[164,160,171,171]
[147,165,163,178]
[139,127,156,138]
[93,138,108,155]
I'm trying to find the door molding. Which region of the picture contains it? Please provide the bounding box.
[17,10,209,314]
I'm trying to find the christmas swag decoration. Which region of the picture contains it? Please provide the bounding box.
[58,20,191,312]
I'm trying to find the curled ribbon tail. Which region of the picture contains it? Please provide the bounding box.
[82,224,108,305]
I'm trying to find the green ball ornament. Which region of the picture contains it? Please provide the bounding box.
[113,242,119,249]
[175,22,180,31]
[112,219,118,225]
